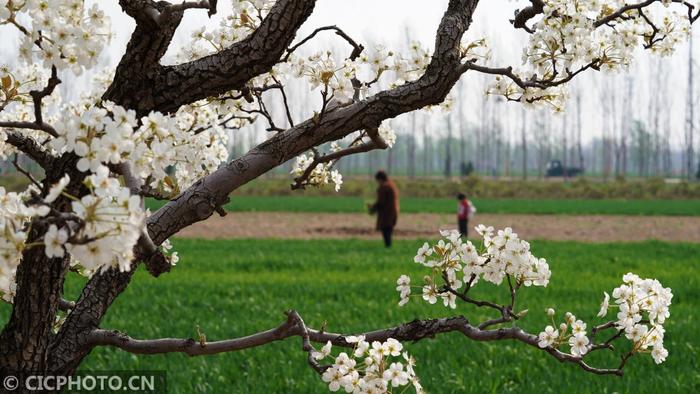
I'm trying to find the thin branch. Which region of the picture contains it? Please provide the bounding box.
[0,121,58,138]
[271,76,295,127]
[88,310,323,373]
[291,128,388,190]
[594,1,656,28]
[283,25,364,62]
[308,317,623,376]
[58,298,76,312]
[462,61,596,91]
[12,154,42,188]
[29,66,60,127]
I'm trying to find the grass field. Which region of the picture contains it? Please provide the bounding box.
[147,195,700,216]
[3,239,697,393]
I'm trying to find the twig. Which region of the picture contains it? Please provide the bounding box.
[291,128,388,190]
[283,25,364,62]
[58,298,76,312]
[29,66,60,128]
[11,154,42,188]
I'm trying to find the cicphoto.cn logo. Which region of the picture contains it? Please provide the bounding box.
[1,371,166,393]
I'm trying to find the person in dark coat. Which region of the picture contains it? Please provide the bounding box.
[369,171,399,247]
[456,192,472,238]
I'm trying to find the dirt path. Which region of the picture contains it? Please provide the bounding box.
[175,212,700,242]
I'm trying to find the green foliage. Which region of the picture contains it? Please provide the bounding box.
[3,239,697,393]
[147,195,700,216]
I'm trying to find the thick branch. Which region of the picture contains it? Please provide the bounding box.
[4,130,55,168]
[88,310,325,373]
[105,0,316,115]
[511,0,544,33]
[90,312,624,377]
[90,316,302,356]
[52,0,480,373]
[146,0,478,248]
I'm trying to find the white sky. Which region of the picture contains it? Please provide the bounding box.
[2,1,698,147]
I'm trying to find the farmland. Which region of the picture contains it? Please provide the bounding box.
[2,239,696,393]
[147,195,700,216]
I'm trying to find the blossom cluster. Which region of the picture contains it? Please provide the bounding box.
[537,310,592,357]
[0,65,55,152]
[287,42,432,103]
[603,273,672,363]
[0,187,51,301]
[45,169,145,272]
[290,152,343,191]
[178,0,273,62]
[314,337,423,394]
[2,0,111,75]
[538,273,672,364]
[290,122,397,191]
[0,164,148,303]
[47,100,229,195]
[377,125,396,148]
[396,226,551,308]
[289,52,356,102]
[488,0,693,110]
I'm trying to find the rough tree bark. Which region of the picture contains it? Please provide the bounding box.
[0,0,482,380]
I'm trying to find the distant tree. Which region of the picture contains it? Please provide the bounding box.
[685,33,696,179]
[461,161,474,177]
[444,113,453,178]
[521,108,528,179]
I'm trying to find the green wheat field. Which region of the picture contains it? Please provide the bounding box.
[146,196,700,216]
[2,239,696,393]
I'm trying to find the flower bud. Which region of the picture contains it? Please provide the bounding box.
[565,312,574,323]
[559,323,568,332]
[546,308,555,317]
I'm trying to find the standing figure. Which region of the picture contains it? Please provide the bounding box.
[369,171,399,247]
[457,192,473,238]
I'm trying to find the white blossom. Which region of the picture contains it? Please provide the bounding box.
[538,325,559,348]
[597,291,610,318]
[569,334,589,357]
[43,225,68,258]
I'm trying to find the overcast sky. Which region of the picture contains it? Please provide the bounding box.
[3,1,698,147]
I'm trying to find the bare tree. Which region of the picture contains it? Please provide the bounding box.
[445,113,453,178]
[408,112,418,178]
[521,108,528,179]
[685,34,696,179]
[561,109,569,178]
[621,75,633,176]
[457,81,467,174]
[575,89,585,170]
[601,80,614,181]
